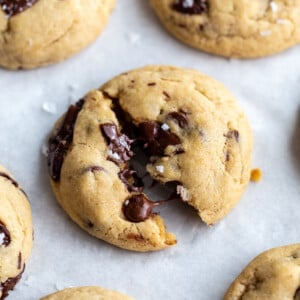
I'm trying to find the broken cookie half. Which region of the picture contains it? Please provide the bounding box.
[47,65,253,252]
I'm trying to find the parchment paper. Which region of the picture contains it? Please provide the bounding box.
[0,0,300,299]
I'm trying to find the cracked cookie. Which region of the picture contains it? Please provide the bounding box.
[0,0,115,69]
[0,165,33,299]
[150,0,300,58]
[41,286,134,300]
[224,244,300,300]
[47,65,252,252]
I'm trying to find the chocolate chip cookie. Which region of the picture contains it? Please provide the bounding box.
[41,286,134,300]
[224,244,300,300]
[151,0,300,58]
[47,65,253,252]
[0,0,115,69]
[0,165,33,299]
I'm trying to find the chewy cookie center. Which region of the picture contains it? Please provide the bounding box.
[99,103,187,223]
[0,0,39,17]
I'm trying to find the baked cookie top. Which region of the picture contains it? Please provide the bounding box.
[47,65,252,252]
[0,0,115,69]
[224,244,300,300]
[0,165,33,299]
[41,286,134,300]
[151,0,300,58]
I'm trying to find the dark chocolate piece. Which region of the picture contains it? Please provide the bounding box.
[48,99,84,181]
[147,82,156,86]
[118,168,143,192]
[172,0,208,15]
[0,221,10,247]
[225,130,240,142]
[100,123,134,164]
[87,220,94,228]
[0,0,39,17]
[167,110,188,128]
[123,194,160,223]
[138,121,181,156]
[0,266,24,300]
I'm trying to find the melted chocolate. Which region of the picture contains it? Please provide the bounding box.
[48,99,84,181]
[118,168,143,192]
[0,266,24,300]
[100,123,134,164]
[138,121,181,156]
[167,110,188,128]
[0,221,10,247]
[172,0,208,15]
[0,0,39,17]
[123,194,161,223]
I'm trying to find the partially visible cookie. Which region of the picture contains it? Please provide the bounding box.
[0,0,115,69]
[47,65,252,252]
[0,165,33,299]
[41,286,134,300]
[224,244,300,300]
[151,0,300,58]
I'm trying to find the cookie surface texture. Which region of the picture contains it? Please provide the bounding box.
[47,65,252,252]
[0,165,33,299]
[41,286,134,300]
[224,244,300,300]
[150,0,300,58]
[0,0,115,69]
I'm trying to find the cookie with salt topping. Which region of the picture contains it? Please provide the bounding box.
[47,65,253,252]
[151,0,300,58]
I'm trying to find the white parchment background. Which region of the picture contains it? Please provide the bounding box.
[0,0,300,299]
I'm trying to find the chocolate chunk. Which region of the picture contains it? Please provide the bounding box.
[123,194,158,223]
[138,121,181,156]
[0,221,11,247]
[100,123,134,164]
[0,0,39,17]
[167,110,188,128]
[0,266,24,300]
[225,130,240,142]
[172,0,208,15]
[147,82,156,86]
[87,220,94,228]
[48,99,84,181]
[118,168,143,192]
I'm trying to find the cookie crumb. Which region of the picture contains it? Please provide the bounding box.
[176,185,189,202]
[251,168,262,182]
